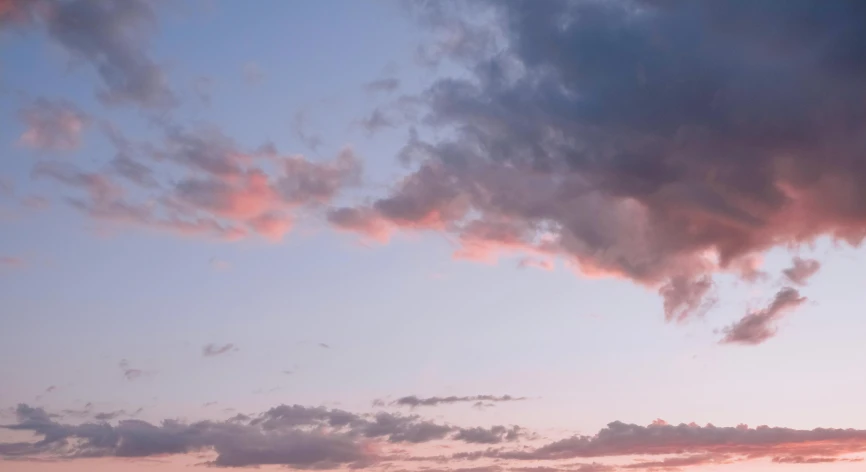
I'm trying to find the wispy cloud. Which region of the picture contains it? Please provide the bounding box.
[202,343,238,357]
[391,394,526,408]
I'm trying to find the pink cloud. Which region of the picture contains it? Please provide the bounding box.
[720,287,807,345]
[18,98,89,151]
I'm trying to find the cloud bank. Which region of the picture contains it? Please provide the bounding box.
[3,405,865,470]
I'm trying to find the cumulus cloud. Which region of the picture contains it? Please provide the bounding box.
[202,343,237,357]
[782,257,821,286]
[330,0,866,330]
[720,287,807,345]
[17,98,89,151]
[392,395,526,408]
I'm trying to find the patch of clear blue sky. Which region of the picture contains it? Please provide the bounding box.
[2,0,866,435]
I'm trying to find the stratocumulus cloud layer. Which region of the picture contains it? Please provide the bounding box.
[3,404,866,470]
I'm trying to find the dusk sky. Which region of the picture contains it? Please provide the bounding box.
[4,1,866,471]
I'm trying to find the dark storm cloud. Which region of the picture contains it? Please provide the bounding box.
[334,0,866,326]
[720,287,807,345]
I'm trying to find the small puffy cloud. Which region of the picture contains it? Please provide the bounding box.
[359,108,396,135]
[782,257,821,286]
[118,359,147,381]
[18,98,89,151]
[720,288,807,345]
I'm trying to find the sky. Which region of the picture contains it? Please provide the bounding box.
[3,0,866,471]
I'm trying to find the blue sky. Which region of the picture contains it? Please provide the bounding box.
[4,1,866,471]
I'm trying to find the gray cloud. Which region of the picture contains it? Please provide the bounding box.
[0,402,529,467]
[359,108,396,135]
[109,153,157,188]
[6,405,866,469]
[118,359,145,381]
[393,394,526,408]
[720,287,807,345]
[453,425,524,444]
[0,404,366,467]
[45,0,174,108]
[202,343,237,357]
[5,0,175,108]
[333,0,866,330]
